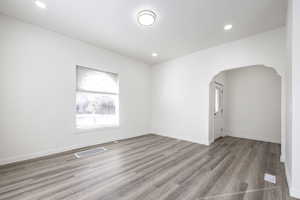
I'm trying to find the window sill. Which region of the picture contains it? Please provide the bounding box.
[75,125,120,134]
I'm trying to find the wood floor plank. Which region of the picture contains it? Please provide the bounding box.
[0,135,297,200]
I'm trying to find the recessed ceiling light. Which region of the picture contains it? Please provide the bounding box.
[152,52,158,57]
[35,1,47,9]
[137,10,156,26]
[224,24,233,31]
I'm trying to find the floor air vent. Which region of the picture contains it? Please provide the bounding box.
[74,147,107,158]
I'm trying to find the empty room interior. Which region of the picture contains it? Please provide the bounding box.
[0,0,300,200]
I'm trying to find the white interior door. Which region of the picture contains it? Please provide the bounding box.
[214,84,224,140]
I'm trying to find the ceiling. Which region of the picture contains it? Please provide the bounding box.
[0,0,287,65]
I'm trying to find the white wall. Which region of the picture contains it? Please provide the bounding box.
[0,15,151,165]
[225,66,281,143]
[285,0,293,190]
[151,28,287,147]
[287,0,300,198]
[292,0,300,196]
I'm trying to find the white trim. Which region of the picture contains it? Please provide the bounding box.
[285,166,291,187]
[285,164,300,198]
[204,140,211,146]
[151,132,210,146]
[285,163,292,195]
[75,125,120,134]
[226,134,280,144]
[0,143,93,166]
[280,155,285,163]
[0,133,146,166]
[290,188,300,199]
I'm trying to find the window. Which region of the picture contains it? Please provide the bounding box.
[76,66,119,129]
[215,87,220,113]
[215,87,222,114]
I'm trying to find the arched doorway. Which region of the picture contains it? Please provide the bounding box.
[209,65,281,144]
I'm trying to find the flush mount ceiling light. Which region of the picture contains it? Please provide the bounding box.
[35,0,47,9]
[137,10,156,26]
[224,24,233,31]
[152,52,158,57]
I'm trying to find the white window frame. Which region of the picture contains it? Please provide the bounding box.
[75,65,120,131]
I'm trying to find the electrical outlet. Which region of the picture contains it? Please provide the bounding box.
[264,173,276,184]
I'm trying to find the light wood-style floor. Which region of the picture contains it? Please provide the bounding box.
[0,134,296,200]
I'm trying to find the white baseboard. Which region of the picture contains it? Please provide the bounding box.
[290,188,300,199]
[227,134,280,144]
[286,165,300,198]
[151,132,210,146]
[0,145,91,165]
[276,155,300,199]
[0,142,106,166]
[285,164,291,189]
[283,163,300,199]
[0,133,147,166]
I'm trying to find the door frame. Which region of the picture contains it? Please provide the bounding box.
[212,81,224,142]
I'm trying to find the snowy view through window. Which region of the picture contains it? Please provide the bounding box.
[76,66,119,129]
